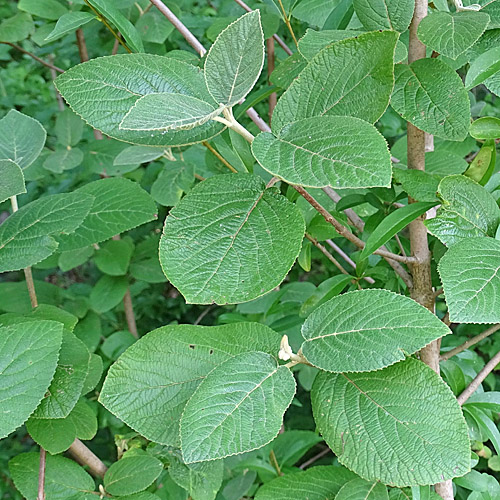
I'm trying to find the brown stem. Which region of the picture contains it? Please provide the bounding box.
[24,267,38,308]
[324,239,375,284]
[37,448,46,500]
[269,449,282,476]
[457,349,500,405]
[232,0,293,55]
[48,55,65,111]
[0,42,64,73]
[267,38,277,121]
[299,446,331,469]
[68,439,108,478]
[294,187,416,265]
[123,288,138,338]
[440,324,500,362]
[202,141,237,172]
[305,233,353,277]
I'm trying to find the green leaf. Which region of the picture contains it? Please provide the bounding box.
[44,12,95,42]
[298,29,360,59]
[205,11,264,106]
[43,147,84,173]
[59,246,94,272]
[0,159,25,203]
[180,351,296,463]
[26,415,76,455]
[18,0,67,20]
[90,275,129,313]
[0,13,34,43]
[9,452,94,500]
[254,465,356,500]
[86,0,143,53]
[0,192,94,273]
[104,454,163,496]
[57,178,157,251]
[392,169,440,202]
[135,9,175,43]
[464,140,496,185]
[312,357,470,486]
[0,110,46,169]
[417,11,490,59]
[151,161,194,207]
[391,59,470,141]
[55,54,224,147]
[300,274,353,317]
[114,145,165,165]
[252,116,391,189]
[439,237,500,323]
[99,323,280,446]
[425,175,500,247]
[300,289,450,373]
[470,117,500,139]
[336,479,389,500]
[33,331,90,419]
[94,239,134,276]
[353,0,414,32]
[55,108,84,147]
[466,46,500,89]
[81,353,103,394]
[159,173,305,305]
[0,321,63,438]
[67,399,98,440]
[361,202,436,259]
[272,31,398,132]
[169,451,224,500]
[120,93,223,131]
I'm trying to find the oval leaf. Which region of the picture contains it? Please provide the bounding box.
[439,237,500,323]
[336,479,389,500]
[312,358,470,486]
[470,116,500,139]
[0,159,26,203]
[272,31,398,132]
[205,10,265,106]
[44,12,95,42]
[55,54,224,147]
[301,289,450,373]
[180,351,296,463]
[466,46,500,89]
[0,321,63,438]
[99,323,281,446]
[159,173,305,305]
[353,0,414,32]
[252,116,391,189]
[391,59,470,141]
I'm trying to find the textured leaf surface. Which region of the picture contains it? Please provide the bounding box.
[425,175,500,247]
[0,192,93,272]
[33,331,90,419]
[43,147,84,173]
[254,465,356,500]
[104,454,163,496]
[169,452,224,500]
[159,174,305,305]
[360,202,436,259]
[151,161,194,207]
[44,12,95,42]
[353,0,414,32]
[301,289,449,373]
[55,54,224,146]
[113,145,164,165]
[180,351,296,463]
[272,31,398,132]
[9,452,94,500]
[0,321,63,438]
[94,239,134,276]
[466,46,500,89]
[55,108,84,147]
[439,237,500,323]
[86,0,143,53]
[336,479,389,500]
[417,11,490,59]
[99,323,280,446]
[120,93,222,131]
[470,117,500,139]
[0,159,25,203]
[392,169,439,202]
[312,358,470,486]
[252,116,391,188]
[391,59,470,141]
[205,11,264,106]
[57,178,156,251]
[0,110,46,169]
[26,415,76,455]
[89,275,129,313]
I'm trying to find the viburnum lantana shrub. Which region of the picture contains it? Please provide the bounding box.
[2,0,500,498]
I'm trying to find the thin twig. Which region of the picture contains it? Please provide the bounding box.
[202,141,237,172]
[267,38,277,120]
[123,289,138,338]
[68,439,108,478]
[306,234,351,276]
[295,187,417,265]
[458,349,500,405]
[440,324,500,362]
[193,305,215,325]
[269,449,282,476]
[276,0,298,47]
[0,42,64,72]
[324,239,375,284]
[48,55,64,111]
[75,29,89,61]
[299,447,331,469]
[37,448,46,500]
[232,0,293,55]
